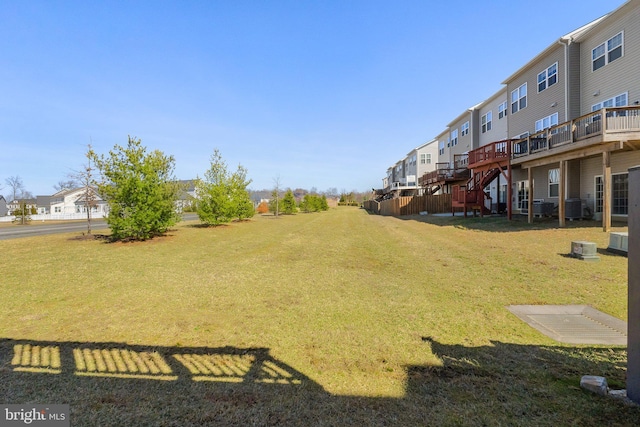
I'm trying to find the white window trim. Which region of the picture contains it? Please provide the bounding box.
[451,129,458,146]
[511,83,527,114]
[537,62,558,93]
[481,111,492,133]
[535,113,559,133]
[548,168,559,198]
[592,31,624,72]
[498,101,507,119]
[592,92,628,111]
[461,121,469,136]
[594,172,629,216]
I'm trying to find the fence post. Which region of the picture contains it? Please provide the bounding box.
[629,165,640,404]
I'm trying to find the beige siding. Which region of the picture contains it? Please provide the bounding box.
[579,150,640,212]
[567,43,582,120]
[478,89,509,147]
[449,112,473,156]
[435,129,450,164]
[507,45,567,137]
[580,2,640,114]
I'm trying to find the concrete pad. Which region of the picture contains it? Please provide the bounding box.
[507,305,627,345]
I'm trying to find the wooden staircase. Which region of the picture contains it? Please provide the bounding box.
[451,167,502,217]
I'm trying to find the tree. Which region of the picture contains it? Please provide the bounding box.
[5,176,24,201]
[91,136,181,241]
[281,189,297,214]
[256,201,269,214]
[12,201,33,225]
[196,149,254,225]
[53,180,78,192]
[228,164,254,221]
[70,145,99,235]
[269,176,282,217]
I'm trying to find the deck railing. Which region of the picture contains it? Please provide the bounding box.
[468,139,511,167]
[511,106,640,159]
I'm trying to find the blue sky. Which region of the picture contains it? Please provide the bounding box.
[1,0,623,196]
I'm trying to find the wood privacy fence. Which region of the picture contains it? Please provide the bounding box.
[363,194,452,216]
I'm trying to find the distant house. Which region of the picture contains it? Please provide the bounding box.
[50,187,108,216]
[0,196,8,216]
[7,198,37,214]
[36,195,52,215]
[176,179,197,212]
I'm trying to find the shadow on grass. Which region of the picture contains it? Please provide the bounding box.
[390,213,628,233]
[1,338,639,426]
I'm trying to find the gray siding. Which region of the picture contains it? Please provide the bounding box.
[507,45,567,137]
[478,89,508,147]
[449,112,473,156]
[580,2,640,114]
[579,151,640,213]
[567,42,582,120]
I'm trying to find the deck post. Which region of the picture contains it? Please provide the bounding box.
[507,149,512,221]
[527,167,533,224]
[628,165,640,404]
[603,151,612,232]
[559,160,566,227]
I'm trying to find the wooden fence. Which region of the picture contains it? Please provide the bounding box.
[363,194,452,216]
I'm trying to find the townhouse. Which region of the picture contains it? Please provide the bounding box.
[506,0,640,229]
[381,140,437,198]
[379,0,640,230]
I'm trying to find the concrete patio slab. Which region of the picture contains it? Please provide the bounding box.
[507,305,627,345]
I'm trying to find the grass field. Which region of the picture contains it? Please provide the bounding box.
[1,208,638,426]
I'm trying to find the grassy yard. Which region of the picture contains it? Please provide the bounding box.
[0,208,637,426]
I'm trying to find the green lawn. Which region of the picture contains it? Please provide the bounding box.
[1,208,637,426]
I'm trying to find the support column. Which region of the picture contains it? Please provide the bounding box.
[559,160,566,228]
[603,152,612,232]
[628,165,640,404]
[527,167,533,224]
[507,162,512,220]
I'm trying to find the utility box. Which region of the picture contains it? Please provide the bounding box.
[565,198,583,219]
[570,241,600,262]
[533,201,554,217]
[608,232,629,256]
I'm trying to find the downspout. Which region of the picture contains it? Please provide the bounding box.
[557,37,572,226]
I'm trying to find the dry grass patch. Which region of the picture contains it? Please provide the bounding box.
[0,209,637,426]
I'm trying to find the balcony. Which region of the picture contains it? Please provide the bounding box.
[468,140,512,169]
[419,154,470,187]
[511,106,640,164]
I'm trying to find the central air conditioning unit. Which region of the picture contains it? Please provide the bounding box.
[521,199,544,215]
[565,198,583,219]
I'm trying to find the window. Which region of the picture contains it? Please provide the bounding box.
[595,176,603,214]
[548,168,559,198]
[481,111,492,133]
[595,173,629,215]
[54,206,61,213]
[517,181,529,212]
[511,83,527,114]
[613,174,628,215]
[593,32,623,71]
[592,92,628,111]
[461,121,469,136]
[451,129,458,146]
[498,101,507,119]
[420,154,426,164]
[535,113,559,132]
[537,62,558,92]
[439,141,445,155]
[426,153,431,164]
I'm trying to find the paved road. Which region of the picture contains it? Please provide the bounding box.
[0,214,198,240]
